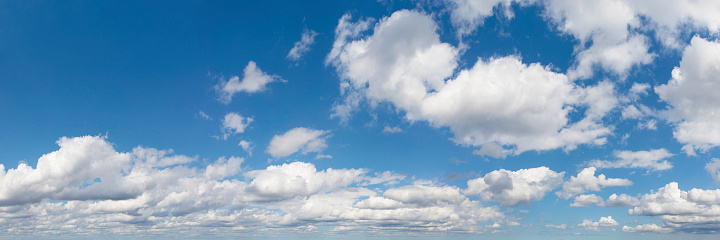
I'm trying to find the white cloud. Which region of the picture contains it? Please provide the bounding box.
[222,112,253,140]
[571,193,639,208]
[578,216,619,231]
[655,37,720,155]
[706,158,720,185]
[238,140,253,156]
[266,127,331,158]
[621,105,643,119]
[328,10,616,155]
[629,182,720,232]
[382,126,402,134]
[287,28,318,61]
[545,224,569,230]
[215,61,280,104]
[0,136,507,236]
[557,167,632,199]
[622,223,672,233]
[197,111,211,120]
[448,0,523,38]
[588,149,674,172]
[472,142,507,159]
[465,167,564,207]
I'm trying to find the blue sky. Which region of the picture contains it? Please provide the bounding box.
[2,0,720,239]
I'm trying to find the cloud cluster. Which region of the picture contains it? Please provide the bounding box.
[655,37,720,155]
[0,136,506,236]
[328,10,616,156]
[465,167,564,207]
[570,193,639,208]
[578,216,619,231]
[629,182,720,233]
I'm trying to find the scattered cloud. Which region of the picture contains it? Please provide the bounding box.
[382,126,402,134]
[557,167,632,199]
[588,149,674,172]
[221,112,253,140]
[266,127,331,158]
[706,158,720,185]
[578,216,618,231]
[238,140,253,156]
[287,28,318,61]
[622,223,673,233]
[215,61,281,104]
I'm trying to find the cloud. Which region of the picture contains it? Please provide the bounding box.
[221,112,253,140]
[447,0,525,38]
[238,140,253,156]
[215,61,280,104]
[287,28,318,61]
[328,10,616,155]
[622,223,673,233]
[588,149,674,172]
[0,136,507,236]
[629,182,720,232]
[655,37,720,155]
[382,126,402,134]
[570,193,639,208]
[706,158,720,185]
[266,127,331,158]
[545,224,569,230]
[578,216,618,231]
[465,167,564,207]
[196,111,211,120]
[557,167,632,199]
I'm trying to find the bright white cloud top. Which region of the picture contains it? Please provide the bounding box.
[2,0,720,239]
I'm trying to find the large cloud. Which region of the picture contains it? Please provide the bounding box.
[328,10,616,155]
[465,167,564,207]
[655,37,720,155]
[0,136,504,236]
[629,182,720,233]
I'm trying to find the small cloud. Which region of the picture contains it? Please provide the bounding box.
[215,61,281,104]
[238,140,254,156]
[382,126,402,134]
[196,111,211,120]
[287,28,318,61]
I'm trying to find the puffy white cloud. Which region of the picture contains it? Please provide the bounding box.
[238,140,253,156]
[622,223,673,233]
[655,37,720,155]
[557,167,632,199]
[0,136,507,236]
[221,112,253,140]
[578,216,619,231]
[629,182,720,232]
[588,149,674,172]
[215,61,280,104]
[465,167,564,207]
[706,158,720,185]
[571,193,639,208]
[328,10,616,155]
[266,127,331,158]
[287,28,318,61]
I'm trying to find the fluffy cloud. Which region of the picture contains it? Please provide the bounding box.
[221,112,253,140]
[238,140,253,156]
[706,158,720,185]
[588,149,674,172]
[655,37,720,155]
[465,167,564,207]
[0,136,506,236]
[557,167,632,199]
[287,28,318,61]
[215,61,280,104]
[328,10,616,155]
[571,193,639,208]
[629,182,720,232]
[622,223,673,233]
[266,127,331,158]
[578,216,619,231]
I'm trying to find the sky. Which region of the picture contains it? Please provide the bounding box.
[2,0,720,239]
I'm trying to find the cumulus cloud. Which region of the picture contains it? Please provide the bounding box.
[266,127,331,158]
[215,61,280,104]
[622,223,672,233]
[465,167,564,207]
[221,112,253,140]
[238,140,253,156]
[578,216,619,231]
[557,167,632,199]
[0,136,506,236]
[382,126,402,134]
[328,10,616,156]
[655,37,720,155]
[588,149,674,172]
[287,28,318,61]
[706,158,720,185]
[571,193,639,208]
[629,182,720,233]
